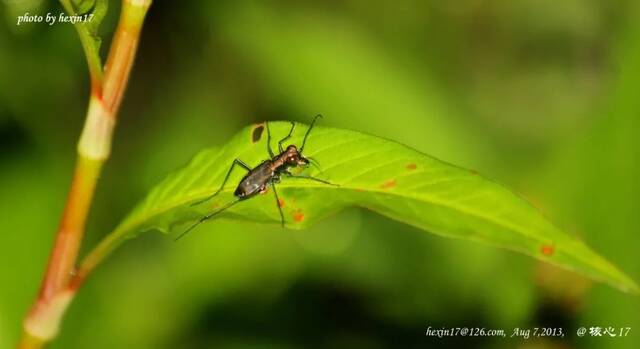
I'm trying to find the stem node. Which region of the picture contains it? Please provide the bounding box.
[23,291,74,342]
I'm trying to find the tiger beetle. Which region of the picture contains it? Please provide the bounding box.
[175,115,337,240]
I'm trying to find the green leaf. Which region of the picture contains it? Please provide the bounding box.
[60,0,108,78]
[101,122,638,293]
[71,0,95,14]
[69,0,109,30]
[89,2,108,40]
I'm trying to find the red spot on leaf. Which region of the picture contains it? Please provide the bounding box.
[293,210,305,222]
[380,179,396,189]
[469,169,478,176]
[541,245,555,256]
[406,163,417,170]
[278,198,285,208]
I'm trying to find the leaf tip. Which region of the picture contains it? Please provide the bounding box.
[620,278,640,295]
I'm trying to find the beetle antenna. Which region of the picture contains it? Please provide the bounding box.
[300,114,322,153]
[175,199,241,241]
[307,157,322,172]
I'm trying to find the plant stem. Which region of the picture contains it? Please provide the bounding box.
[17,332,44,349]
[19,1,152,347]
[39,157,102,301]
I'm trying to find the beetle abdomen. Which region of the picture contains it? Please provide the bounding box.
[234,161,274,199]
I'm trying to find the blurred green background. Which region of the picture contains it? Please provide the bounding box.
[1,0,639,348]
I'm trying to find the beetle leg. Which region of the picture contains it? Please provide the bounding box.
[278,121,296,153]
[271,182,285,228]
[265,121,276,158]
[191,159,251,206]
[175,198,242,241]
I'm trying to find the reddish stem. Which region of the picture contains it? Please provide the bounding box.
[19,1,152,347]
[38,157,101,301]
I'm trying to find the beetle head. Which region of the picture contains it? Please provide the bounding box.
[284,145,308,166]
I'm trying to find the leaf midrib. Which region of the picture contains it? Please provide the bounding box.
[118,181,550,246]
